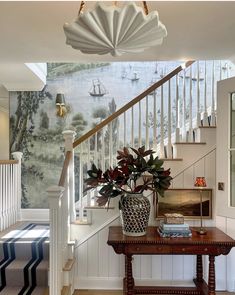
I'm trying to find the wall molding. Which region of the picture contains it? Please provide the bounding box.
[75,277,223,290]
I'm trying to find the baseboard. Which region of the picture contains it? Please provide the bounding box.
[21,209,49,221]
[75,277,197,290]
[75,277,230,291]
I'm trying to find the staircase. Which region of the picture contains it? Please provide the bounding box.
[0,222,49,294]
[1,59,235,294]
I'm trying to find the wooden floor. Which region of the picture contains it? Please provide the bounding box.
[74,291,235,295]
[73,291,121,295]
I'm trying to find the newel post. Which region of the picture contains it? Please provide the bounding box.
[12,151,23,221]
[47,185,64,295]
[62,130,76,223]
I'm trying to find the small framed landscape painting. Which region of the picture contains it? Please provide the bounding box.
[156,188,212,219]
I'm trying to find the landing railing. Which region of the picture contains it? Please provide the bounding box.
[0,152,22,231]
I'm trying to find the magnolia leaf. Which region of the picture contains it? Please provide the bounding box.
[96,196,109,206]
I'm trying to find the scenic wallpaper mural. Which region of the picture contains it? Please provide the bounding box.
[9,61,234,208]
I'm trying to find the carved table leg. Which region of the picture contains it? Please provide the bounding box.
[124,255,134,295]
[196,254,203,282]
[208,255,216,295]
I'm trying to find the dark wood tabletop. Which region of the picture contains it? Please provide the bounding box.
[108,226,235,246]
[107,226,235,295]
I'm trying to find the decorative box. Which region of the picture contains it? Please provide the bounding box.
[164,213,184,224]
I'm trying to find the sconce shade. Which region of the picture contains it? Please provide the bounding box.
[56,93,65,105]
[194,177,207,188]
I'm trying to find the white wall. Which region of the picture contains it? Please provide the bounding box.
[75,149,223,290]
[0,85,9,159]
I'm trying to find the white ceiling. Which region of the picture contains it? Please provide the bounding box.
[0,1,235,63]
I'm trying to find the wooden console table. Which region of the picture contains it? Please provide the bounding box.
[107,226,235,295]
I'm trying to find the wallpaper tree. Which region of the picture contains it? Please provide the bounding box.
[10,87,52,207]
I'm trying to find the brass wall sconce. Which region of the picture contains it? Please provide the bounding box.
[56,93,67,117]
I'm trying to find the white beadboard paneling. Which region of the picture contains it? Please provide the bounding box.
[108,219,120,278]
[98,226,109,277]
[183,255,195,280]
[216,255,227,290]
[119,255,125,277]
[205,150,216,189]
[161,255,173,280]
[133,255,141,278]
[172,173,184,188]
[88,234,99,277]
[183,166,194,187]
[173,256,184,280]
[151,255,162,280]
[140,255,152,279]
[193,158,205,179]
[77,242,88,277]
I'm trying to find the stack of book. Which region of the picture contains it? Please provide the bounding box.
[158,222,192,238]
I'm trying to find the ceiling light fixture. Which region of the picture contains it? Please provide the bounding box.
[63,1,167,57]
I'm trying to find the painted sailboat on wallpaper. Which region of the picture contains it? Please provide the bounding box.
[89,79,108,97]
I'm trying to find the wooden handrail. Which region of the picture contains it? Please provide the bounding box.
[58,151,72,187]
[0,160,18,164]
[73,60,195,148]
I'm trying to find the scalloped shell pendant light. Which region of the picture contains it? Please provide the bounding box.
[63,1,167,56]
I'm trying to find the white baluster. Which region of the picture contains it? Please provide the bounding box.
[145,96,149,150]
[79,143,84,221]
[203,61,209,126]
[47,185,64,295]
[87,139,91,207]
[196,61,201,127]
[211,60,216,126]
[188,66,194,142]
[94,133,98,167]
[101,128,105,170]
[62,130,76,223]
[138,101,142,147]
[131,107,134,147]
[219,60,222,80]
[167,80,172,158]
[175,74,180,143]
[160,85,165,158]
[124,112,126,147]
[12,152,23,222]
[109,122,113,167]
[182,70,187,141]
[153,90,157,150]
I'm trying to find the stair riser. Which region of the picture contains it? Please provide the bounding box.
[0,242,49,261]
[5,260,48,287]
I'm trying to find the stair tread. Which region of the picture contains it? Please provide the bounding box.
[63,258,76,271]
[161,158,183,161]
[84,206,115,210]
[5,259,48,270]
[199,126,216,128]
[174,142,206,145]
[72,220,92,225]
[0,286,47,295]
